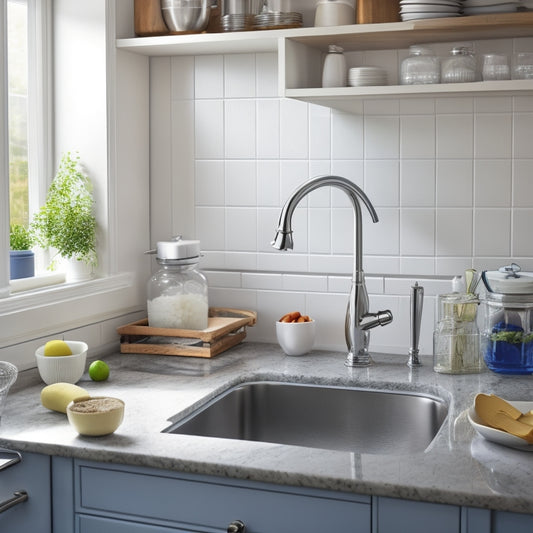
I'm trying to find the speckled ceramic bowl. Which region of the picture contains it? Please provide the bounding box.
[66,396,125,437]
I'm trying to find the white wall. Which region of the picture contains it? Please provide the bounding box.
[150,36,533,356]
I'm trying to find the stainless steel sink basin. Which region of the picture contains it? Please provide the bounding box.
[164,382,448,454]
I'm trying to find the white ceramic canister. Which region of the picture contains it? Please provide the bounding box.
[315,0,355,27]
[322,45,347,87]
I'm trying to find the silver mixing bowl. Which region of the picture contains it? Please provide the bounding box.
[161,0,212,33]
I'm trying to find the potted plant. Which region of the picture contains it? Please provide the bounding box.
[31,152,97,281]
[9,223,35,280]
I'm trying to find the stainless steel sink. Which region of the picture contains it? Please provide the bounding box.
[164,382,448,454]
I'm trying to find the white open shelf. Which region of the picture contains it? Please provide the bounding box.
[117,13,533,112]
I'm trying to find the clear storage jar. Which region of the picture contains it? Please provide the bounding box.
[441,45,476,83]
[400,45,440,85]
[146,238,208,330]
[433,293,483,374]
[481,293,533,375]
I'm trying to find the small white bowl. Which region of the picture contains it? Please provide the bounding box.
[35,341,88,385]
[275,319,316,356]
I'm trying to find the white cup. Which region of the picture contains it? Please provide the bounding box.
[482,54,510,81]
[315,0,355,27]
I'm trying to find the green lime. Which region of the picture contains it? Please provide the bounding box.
[89,360,110,382]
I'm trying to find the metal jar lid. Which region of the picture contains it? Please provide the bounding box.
[145,236,201,262]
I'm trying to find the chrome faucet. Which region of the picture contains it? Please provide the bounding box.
[272,175,393,367]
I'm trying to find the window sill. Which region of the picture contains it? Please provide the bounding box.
[0,272,141,348]
[9,272,66,294]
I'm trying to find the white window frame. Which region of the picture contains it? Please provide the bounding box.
[0,0,148,361]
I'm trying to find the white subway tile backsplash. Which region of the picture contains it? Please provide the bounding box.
[436,160,473,207]
[475,113,512,158]
[195,100,224,159]
[436,114,473,158]
[225,160,257,206]
[257,161,280,207]
[309,104,331,160]
[512,209,533,257]
[400,160,435,207]
[436,209,473,256]
[364,116,400,159]
[152,46,533,353]
[400,209,435,256]
[400,115,435,159]
[256,53,278,98]
[280,99,308,159]
[474,159,511,207]
[513,113,533,158]
[224,54,256,98]
[331,111,364,160]
[226,207,257,251]
[513,159,533,207]
[225,100,256,159]
[474,209,511,256]
[196,160,224,206]
[364,160,399,207]
[194,55,223,99]
[257,100,280,159]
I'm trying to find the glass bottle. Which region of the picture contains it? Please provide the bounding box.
[146,238,208,330]
[441,45,476,83]
[322,45,347,88]
[400,45,440,85]
[433,293,482,374]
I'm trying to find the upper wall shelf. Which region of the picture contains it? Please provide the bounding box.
[116,12,533,56]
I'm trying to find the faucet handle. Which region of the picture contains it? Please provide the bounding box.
[407,282,424,367]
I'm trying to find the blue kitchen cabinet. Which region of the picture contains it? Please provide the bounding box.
[50,457,533,533]
[0,450,51,533]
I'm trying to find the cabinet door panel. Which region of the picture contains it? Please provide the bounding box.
[77,462,370,533]
[0,452,51,533]
[375,497,460,533]
[492,511,533,533]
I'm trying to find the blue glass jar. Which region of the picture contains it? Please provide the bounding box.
[481,293,533,374]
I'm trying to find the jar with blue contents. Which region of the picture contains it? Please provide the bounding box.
[481,265,533,374]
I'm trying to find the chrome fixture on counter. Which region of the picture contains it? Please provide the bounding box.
[271,175,393,367]
[407,282,424,367]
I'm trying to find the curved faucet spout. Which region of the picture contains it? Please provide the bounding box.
[272,175,393,367]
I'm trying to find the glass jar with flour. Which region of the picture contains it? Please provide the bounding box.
[146,237,208,330]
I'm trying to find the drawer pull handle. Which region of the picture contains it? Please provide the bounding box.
[227,519,246,532]
[0,490,28,514]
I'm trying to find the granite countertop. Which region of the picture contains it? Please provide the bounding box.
[1,342,532,514]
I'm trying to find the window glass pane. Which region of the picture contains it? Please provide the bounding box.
[7,0,29,228]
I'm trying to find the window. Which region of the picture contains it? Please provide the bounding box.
[7,0,29,229]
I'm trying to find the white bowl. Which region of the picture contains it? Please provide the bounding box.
[35,341,88,385]
[275,320,316,356]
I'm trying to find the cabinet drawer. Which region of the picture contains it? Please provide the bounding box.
[76,461,370,533]
[78,514,187,533]
[375,497,461,533]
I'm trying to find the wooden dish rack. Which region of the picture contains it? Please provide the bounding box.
[117,307,257,358]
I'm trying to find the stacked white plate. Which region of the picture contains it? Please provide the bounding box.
[462,0,520,14]
[400,0,462,20]
[348,67,388,87]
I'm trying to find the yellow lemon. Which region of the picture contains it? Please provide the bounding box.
[44,340,72,357]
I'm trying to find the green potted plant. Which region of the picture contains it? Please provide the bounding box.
[31,152,97,281]
[9,223,35,280]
